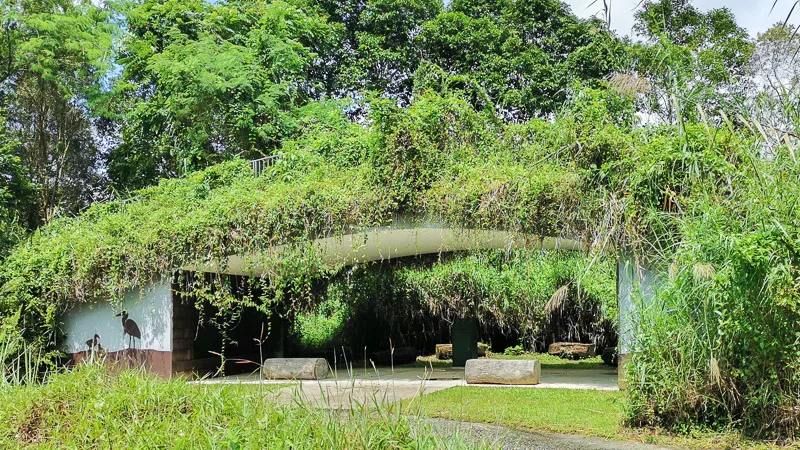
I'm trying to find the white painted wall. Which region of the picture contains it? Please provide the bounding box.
[62,280,172,354]
[617,256,660,354]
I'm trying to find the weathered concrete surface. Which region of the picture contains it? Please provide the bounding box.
[262,358,329,380]
[548,342,597,359]
[191,224,588,276]
[465,359,541,385]
[536,367,619,391]
[270,379,462,409]
[197,365,620,391]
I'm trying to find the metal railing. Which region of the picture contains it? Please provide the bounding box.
[111,156,280,206]
[249,155,281,177]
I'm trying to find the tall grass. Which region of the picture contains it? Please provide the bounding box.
[625,129,800,438]
[0,319,52,387]
[0,364,478,448]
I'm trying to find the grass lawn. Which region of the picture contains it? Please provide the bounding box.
[0,366,473,449]
[405,387,787,450]
[407,386,623,437]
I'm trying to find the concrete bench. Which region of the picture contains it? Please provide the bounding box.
[262,358,329,380]
[548,342,596,359]
[464,359,540,385]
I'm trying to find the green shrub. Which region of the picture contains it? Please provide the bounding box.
[291,294,350,351]
[503,345,525,356]
[624,128,800,439]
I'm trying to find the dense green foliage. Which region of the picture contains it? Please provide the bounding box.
[7,74,798,438]
[4,66,799,439]
[627,135,800,438]
[416,0,624,120]
[106,0,342,189]
[398,250,616,347]
[1,0,799,441]
[0,366,471,448]
[1,91,612,351]
[0,0,112,227]
[291,249,617,353]
[0,132,31,257]
[630,0,754,123]
[747,23,800,136]
[64,0,628,193]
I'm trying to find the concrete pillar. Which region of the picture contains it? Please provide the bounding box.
[452,318,478,367]
[617,255,660,389]
[267,315,285,358]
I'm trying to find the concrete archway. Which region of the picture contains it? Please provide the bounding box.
[63,218,650,385]
[196,221,588,276]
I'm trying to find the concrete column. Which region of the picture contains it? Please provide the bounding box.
[452,318,478,367]
[617,255,660,389]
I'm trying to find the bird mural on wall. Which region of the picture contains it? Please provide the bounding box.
[85,334,102,352]
[115,311,142,349]
[85,333,103,363]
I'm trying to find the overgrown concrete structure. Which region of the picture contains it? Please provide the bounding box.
[62,217,654,381]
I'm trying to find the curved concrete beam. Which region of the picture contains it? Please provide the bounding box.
[194,226,587,276]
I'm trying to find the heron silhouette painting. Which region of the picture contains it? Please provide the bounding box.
[85,334,102,352]
[115,311,142,349]
[85,334,103,363]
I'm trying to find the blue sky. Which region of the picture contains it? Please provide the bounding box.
[563,0,799,38]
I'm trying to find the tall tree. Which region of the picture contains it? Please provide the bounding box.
[747,23,800,140]
[416,0,624,121]
[106,0,341,191]
[0,118,31,256]
[312,0,442,103]
[0,0,113,226]
[631,0,753,123]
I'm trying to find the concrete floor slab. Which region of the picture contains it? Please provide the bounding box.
[197,366,617,389]
[270,379,463,409]
[195,365,619,409]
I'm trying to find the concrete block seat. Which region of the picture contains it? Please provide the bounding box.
[464,359,541,385]
[262,358,330,380]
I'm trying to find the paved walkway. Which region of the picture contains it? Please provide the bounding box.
[199,365,619,387]
[197,365,619,408]
[269,378,462,409]
[422,419,679,450]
